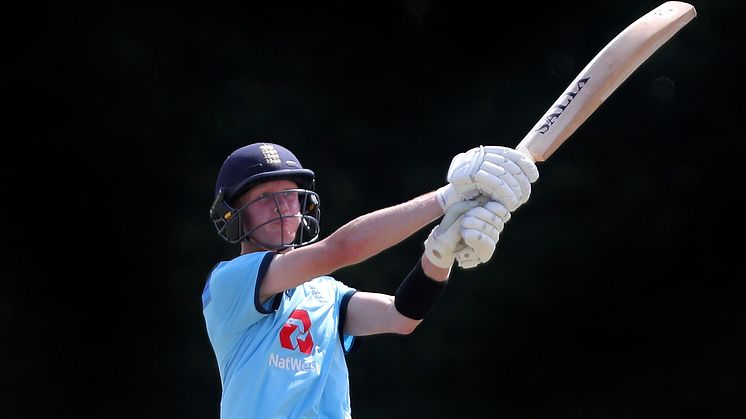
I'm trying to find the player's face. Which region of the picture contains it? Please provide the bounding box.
[239,179,302,247]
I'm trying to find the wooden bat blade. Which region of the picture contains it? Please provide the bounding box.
[516,1,697,162]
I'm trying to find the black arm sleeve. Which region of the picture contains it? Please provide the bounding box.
[394,260,447,320]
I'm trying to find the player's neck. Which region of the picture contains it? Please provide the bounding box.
[240,240,290,255]
[240,241,259,255]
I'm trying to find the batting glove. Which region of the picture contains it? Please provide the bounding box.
[455,201,511,269]
[437,145,539,213]
[424,200,480,269]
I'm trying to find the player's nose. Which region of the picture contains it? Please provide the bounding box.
[275,197,293,215]
[277,194,299,215]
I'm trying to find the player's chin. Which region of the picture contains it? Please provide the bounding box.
[261,220,301,245]
[282,224,301,242]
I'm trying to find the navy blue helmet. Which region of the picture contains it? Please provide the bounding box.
[210,142,321,247]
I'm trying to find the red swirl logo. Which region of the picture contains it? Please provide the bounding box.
[279,309,315,354]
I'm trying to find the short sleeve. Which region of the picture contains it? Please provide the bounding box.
[202,252,277,332]
[332,280,361,354]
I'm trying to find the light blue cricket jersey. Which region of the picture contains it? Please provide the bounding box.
[202,251,358,419]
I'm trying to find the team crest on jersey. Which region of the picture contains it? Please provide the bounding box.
[279,309,315,354]
[309,286,327,303]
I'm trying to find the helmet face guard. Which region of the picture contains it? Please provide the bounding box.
[210,188,321,249]
[210,142,321,249]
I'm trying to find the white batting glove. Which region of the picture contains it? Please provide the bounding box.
[437,145,539,212]
[424,201,480,269]
[455,201,511,269]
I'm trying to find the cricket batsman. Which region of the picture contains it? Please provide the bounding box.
[202,142,538,417]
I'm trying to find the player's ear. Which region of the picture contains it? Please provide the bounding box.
[229,190,256,238]
[240,204,253,229]
[210,189,244,243]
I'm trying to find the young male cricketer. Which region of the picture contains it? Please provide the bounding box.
[202,142,539,418]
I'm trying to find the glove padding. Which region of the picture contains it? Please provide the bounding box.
[455,201,511,269]
[424,200,481,269]
[440,145,539,212]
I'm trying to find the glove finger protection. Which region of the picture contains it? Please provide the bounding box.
[471,166,521,211]
[436,149,482,212]
[481,155,531,205]
[446,147,484,201]
[445,146,521,211]
[456,229,499,264]
[476,150,538,208]
[436,148,494,212]
[455,201,511,269]
[424,200,480,269]
[444,145,540,212]
[482,146,540,183]
[462,213,502,240]
[468,201,511,227]
[462,210,505,256]
[454,246,481,269]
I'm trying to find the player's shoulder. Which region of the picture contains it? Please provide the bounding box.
[301,275,356,301]
[211,252,269,277]
[297,275,337,292]
[298,275,333,291]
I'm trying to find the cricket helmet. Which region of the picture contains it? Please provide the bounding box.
[210,142,321,247]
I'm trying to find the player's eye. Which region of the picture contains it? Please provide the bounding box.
[248,193,274,207]
[280,190,299,200]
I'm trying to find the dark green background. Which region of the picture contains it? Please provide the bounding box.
[6,0,744,417]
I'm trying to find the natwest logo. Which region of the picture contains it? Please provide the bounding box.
[279,309,315,354]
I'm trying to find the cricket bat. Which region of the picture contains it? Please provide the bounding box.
[515,1,697,162]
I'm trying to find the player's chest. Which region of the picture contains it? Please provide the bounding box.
[271,286,338,353]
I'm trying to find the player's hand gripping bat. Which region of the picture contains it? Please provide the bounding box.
[515,1,697,162]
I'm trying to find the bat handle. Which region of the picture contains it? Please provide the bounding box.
[516,145,537,163]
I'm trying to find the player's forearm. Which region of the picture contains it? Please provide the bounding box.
[261,191,442,299]
[328,191,442,268]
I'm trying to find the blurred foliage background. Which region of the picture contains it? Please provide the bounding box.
[4,0,745,417]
